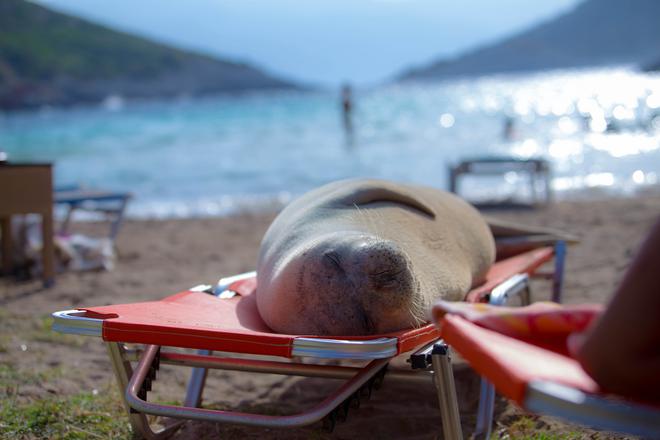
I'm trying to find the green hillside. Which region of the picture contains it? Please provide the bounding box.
[0,0,297,109]
[399,0,660,81]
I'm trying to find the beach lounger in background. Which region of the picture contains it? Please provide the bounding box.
[432,301,660,438]
[449,157,552,209]
[52,245,563,439]
[54,184,132,244]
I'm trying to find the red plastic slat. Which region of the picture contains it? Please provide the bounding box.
[440,314,599,404]
[465,247,553,303]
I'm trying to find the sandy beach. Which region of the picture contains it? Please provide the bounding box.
[2,190,659,439]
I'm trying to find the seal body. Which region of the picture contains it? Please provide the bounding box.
[256,178,495,335]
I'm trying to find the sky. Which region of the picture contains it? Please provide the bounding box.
[36,0,581,87]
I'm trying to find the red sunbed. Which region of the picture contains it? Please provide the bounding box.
[53,246,560,439]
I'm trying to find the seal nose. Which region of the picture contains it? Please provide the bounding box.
[351,238,414,301]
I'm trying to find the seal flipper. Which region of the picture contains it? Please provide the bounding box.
[485,216,579,259]
[332,179,436,218]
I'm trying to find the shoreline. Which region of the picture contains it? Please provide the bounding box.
[60,182,660,222]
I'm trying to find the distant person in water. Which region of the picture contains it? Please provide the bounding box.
[502,116,515,141]
[341,83,354,145]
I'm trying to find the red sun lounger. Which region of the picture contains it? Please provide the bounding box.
[52,245,562,439]
[432,300,660,438]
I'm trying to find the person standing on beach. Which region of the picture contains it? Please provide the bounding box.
[341,83,354,145]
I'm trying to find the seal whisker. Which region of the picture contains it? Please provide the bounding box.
[354,202,384,238]
[367,208,386,238]
[406,290,425,326]
[354,203,375,234]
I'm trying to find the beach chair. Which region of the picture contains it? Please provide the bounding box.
[432,300,660,438]
[54,184,132,244]
[51,244,564,439]
[449,157,552,209]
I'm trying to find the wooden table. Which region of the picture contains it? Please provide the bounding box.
[0,163,55,287]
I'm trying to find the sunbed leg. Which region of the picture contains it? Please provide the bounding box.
[59,205,75,236]
[473,379,495,439]
[109,197,129,242]
[184,349,211,408]
[544,166,552,204]
[552,240,566,303]
[519,281,532,306]
[106,342,182,440]
[431,341,463,439]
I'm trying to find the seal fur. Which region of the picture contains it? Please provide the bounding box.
[256,178,496,335]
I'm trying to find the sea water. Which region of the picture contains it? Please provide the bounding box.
[1,67,659,218]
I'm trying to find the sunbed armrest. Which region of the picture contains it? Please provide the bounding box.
[51,309,103,337]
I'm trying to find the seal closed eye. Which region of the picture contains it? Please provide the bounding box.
[323,251,343,272]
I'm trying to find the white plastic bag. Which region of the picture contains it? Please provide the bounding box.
[55,234,115,271]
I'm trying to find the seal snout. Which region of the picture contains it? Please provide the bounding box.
[307,235,418,334]
[262,233,420,336]
[354,239,410,282]
[341,237,419,334]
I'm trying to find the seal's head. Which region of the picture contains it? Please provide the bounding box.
[257,232,423,335]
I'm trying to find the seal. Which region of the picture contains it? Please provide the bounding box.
[255,178,496,336]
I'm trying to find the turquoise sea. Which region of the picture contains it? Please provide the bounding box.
[1,68,659,218]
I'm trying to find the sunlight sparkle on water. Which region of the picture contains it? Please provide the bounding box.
[510,139,542,158]
[551,99,575,117]
[549,139,582,159]
[558,116,578,134]
[612,105,635,121]
[585,172,615,187]
[577,98,600,115]
[438,113,455,128]
[588,133,660,158]
[589,117,608,133]
[647,93,660,110]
